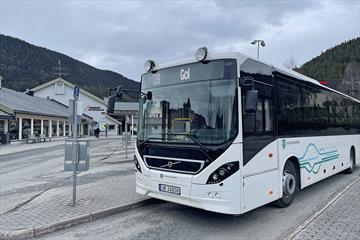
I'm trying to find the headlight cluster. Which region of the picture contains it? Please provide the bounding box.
[207,162,239,184]
[134,155,142,173]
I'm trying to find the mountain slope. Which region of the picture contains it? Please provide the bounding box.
[296,37,360,99]
[0,34,139,99]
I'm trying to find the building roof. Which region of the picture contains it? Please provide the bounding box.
[106,115,122,125]
[0,109,14,120]
[30,78,107,105]
[0,87,92,121]
[114,102,139,112]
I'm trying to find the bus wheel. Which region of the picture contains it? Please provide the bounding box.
[344,148,355,174]
[273,161,298,208]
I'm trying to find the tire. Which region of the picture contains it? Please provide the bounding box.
[344,148,355,174]
[273,161,298,208]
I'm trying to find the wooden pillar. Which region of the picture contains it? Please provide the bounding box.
[80,124,84,136]
[30,118,34,135]
[49,120,52,138]
[56,120,60,137]
[18,117,22,140]
[41,119,44,135]
[4,120,8,133]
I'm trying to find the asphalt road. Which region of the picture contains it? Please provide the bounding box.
[38,166,360,240]
[0,138,135,214]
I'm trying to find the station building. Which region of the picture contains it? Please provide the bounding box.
[108,101,138,135]
[30,78,121,136]
[0,86,93,142]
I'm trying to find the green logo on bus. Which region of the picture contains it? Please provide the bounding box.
[160,173,164,179]
[282,139,286,149]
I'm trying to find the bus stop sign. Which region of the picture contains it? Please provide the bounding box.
[74,86,80,98]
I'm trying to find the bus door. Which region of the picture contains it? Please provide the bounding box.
[240,60,279,212]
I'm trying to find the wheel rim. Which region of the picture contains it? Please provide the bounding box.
[283,172,296,197]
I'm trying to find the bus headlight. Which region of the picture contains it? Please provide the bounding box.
[207,162,239,184]
[134,155,142,173]
[195,47,208,62]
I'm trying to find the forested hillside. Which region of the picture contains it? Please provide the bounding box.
[296,37,360,99]
[0,34,139,99]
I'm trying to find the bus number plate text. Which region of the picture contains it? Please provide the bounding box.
[159,184,181,195]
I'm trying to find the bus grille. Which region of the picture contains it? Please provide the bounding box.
[144,155,205,174]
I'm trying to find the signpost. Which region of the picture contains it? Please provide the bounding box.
[73,87,79,206]
[64,86,90,207]
[125,112,128,159]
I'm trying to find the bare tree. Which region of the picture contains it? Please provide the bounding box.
[283,54,298,70]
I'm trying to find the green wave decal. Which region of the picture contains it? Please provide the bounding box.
[298,143,339,174]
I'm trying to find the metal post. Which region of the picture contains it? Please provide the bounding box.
[72,96,78,207]
[131,114,134,136]
[257,42,260,59]
[125,112,128,159]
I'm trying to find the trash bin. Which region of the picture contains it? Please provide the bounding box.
[1,133,10,144]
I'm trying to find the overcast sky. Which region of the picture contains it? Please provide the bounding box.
[1,0,359,81]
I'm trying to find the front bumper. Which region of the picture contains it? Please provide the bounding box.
[136,170,241,215]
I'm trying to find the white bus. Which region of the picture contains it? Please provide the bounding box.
[132,48,360,214]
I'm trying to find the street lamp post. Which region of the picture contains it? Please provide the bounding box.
[251,40,266,59]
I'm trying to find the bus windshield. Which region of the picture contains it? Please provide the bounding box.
[138,59,238,145]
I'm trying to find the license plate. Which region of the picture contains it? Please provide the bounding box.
[159,184,181,195]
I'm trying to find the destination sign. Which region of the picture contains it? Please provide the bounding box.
[141,59,236,90]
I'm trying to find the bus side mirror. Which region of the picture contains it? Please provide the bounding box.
[245,90,258,113]
[147,91,152,101]
[107,95,116,113]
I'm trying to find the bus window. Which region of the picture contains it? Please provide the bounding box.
[243,83,274,137]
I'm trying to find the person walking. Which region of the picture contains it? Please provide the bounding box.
[94,127,100,139]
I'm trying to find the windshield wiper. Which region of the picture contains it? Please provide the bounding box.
[138,137,162,147]
[138,133,213,162]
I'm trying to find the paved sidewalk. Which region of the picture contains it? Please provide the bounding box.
[292,177,360,240]
[0,136,147,239]
[0,167,148,239]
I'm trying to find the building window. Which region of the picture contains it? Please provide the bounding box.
[9,120,19,140]
[65,122,70,136]
[34,119,41,136]
[22,118,31,139]
[59,121,64,136]
[108,124,115,130]
[43,120,49,137]
[0,121,4,134]
[54,82,65,95]
[52,121,57,137]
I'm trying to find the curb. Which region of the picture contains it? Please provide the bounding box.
[0,136,126,157]
[0,198,157,240]
[285,174,360,240]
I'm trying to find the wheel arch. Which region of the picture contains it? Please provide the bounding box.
[285,156,301,190]
[351,145,356,164]
[351,145,355,157]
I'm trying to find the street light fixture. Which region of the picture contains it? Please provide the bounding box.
[251,40,266,59]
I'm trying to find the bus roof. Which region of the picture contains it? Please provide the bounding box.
[149,51,360,103]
